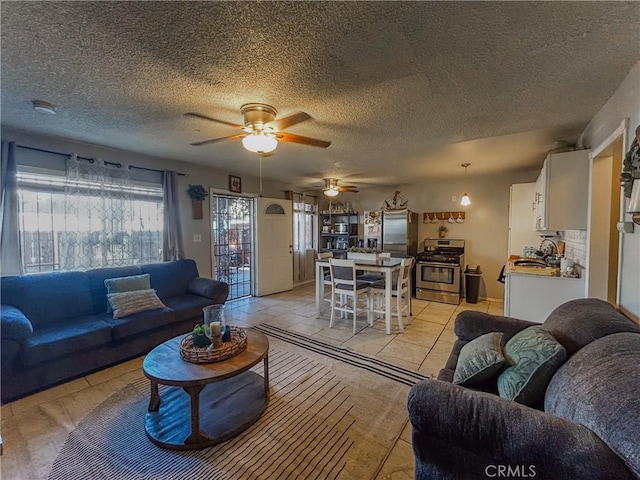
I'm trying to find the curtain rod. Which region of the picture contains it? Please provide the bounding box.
[15,144,187,176]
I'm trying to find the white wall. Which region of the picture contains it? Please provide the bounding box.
[579,60,640,320]
[327,169,538,300]
[1,127,300,278]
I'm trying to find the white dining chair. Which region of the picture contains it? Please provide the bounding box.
[329,258,372,333]
[369,256,414,333]
[356,252,391,283]
[317,251,333,314]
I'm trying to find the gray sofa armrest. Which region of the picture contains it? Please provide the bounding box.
[408,379,635,480]
[1,304,34,341]
[454,310,536,342]
[188,278,229,304]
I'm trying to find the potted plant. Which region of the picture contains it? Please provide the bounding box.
[187,184,208,219]
[191,324,211,347]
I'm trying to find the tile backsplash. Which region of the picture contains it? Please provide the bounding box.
[561,230,587,267]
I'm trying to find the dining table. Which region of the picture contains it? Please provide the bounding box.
[315,256,405,334]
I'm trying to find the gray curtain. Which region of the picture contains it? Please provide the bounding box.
[0,141,23,275]
[162,170,184,261]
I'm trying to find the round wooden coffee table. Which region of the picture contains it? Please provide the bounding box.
[143,328,269,450]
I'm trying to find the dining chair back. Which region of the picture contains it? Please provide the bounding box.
[370,256,414,332]
[328,258,372,333]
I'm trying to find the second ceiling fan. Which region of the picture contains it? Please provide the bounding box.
[185,103,331,154]
[323,178,359,196]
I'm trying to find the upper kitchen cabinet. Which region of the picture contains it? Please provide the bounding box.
[534,149,591,231]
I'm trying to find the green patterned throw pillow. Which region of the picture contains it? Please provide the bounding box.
[454,332,505,386]
[498,326,566,406]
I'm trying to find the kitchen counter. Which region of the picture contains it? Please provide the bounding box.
[504,263,586,322]
[505,257,580,280]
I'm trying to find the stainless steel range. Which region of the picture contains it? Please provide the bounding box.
[415,239,465,304]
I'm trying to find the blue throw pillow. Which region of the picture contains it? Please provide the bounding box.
[498,326,566,406]
[104,274,151,312]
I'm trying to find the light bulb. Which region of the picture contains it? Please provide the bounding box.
[242,132,278,153]
[460,193,471,206]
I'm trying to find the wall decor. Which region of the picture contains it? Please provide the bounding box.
[423,212,466,223]
[186,184,208,220]
[229,175,242,193]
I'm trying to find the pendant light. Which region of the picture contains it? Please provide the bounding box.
[460,163,471,206]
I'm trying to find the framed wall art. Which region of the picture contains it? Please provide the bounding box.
[229,175,242,193]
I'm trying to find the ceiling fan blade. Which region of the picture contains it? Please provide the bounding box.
[275,132,331,148]
[272,112,311,131]
[338,187,359,193]
[184,112,244,129]
[190,134,247,146]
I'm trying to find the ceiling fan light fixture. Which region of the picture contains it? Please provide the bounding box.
[242,132,278,154]
[324,188,339,197]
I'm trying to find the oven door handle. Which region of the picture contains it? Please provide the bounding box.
[418,262,459,268]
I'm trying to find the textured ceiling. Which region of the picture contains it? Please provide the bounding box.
[2,1,639,189]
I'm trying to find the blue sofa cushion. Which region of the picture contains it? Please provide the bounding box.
[545,332,640,477]
[104,307,176,340]
[140,259,199,299]
[1,271,94,326]
[21,316,112,367]
[163,294,216,323]
[1,305,33,341]
[87,266,142,314]
[543,298,640,356]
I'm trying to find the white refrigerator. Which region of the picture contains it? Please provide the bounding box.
[508,183,541,256]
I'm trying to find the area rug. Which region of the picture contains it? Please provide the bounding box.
[49,330,427,480]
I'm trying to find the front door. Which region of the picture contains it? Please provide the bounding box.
[254,197,293,296]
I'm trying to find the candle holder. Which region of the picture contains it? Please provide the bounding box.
[203,304,226,350]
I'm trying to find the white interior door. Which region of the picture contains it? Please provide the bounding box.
[254,197,293,296]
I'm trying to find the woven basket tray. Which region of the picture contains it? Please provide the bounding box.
[179,326,248,364]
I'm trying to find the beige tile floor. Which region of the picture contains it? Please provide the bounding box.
[1,284,503,480]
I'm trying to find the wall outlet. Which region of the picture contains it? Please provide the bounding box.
[193,234,202,243]
[451,195,457,203]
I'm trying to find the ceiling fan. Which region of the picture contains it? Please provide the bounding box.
[323,178,359,197]
[185,103,331,154]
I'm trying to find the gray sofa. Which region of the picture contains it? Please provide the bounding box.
[408,298,640,480]
[1,259,228,403]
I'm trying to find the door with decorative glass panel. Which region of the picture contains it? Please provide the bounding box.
[254,197,293,296]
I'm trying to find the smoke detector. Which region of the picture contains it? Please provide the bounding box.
[32,100,56,114]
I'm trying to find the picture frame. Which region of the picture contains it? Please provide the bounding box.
[229,175,242,193]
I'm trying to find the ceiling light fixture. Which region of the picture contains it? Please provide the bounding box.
[324,187,339,197]
[32,100,56,114]
[460,163,471,206]
[241,131,278,154]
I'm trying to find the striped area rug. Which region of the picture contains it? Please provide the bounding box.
[49,332,425,480]
[254,323,429,386]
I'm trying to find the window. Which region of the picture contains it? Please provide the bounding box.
[293,200,316,251]
[17,168,163,273]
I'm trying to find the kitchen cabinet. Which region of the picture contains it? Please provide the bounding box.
[509,183,541,255]
[320,211,358,258]
[504,273,585,322]
[534,149,590,231]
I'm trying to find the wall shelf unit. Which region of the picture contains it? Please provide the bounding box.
[320,211,359,258]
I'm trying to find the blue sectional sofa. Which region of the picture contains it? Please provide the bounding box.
[408,299,640,480]
[1,259,228,403]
